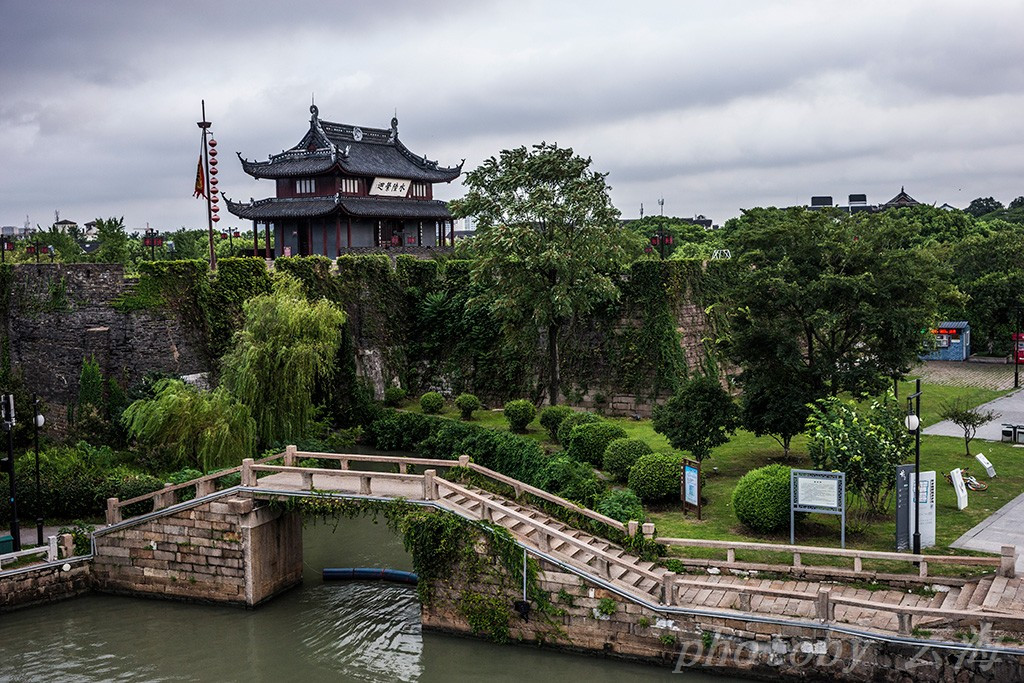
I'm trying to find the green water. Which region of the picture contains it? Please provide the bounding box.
[0,518,739,682]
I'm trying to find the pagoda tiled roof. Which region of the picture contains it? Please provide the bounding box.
[238,105,462,183]
[225,195,452,221]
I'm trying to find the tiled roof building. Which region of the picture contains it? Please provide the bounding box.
[227,105,461,256]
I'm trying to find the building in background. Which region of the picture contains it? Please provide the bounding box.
[227,105,462,257]
[920,321,971,362]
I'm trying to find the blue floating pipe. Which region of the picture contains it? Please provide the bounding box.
[322,567,418,585]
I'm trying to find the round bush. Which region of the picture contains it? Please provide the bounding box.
[603,438,654,482]
[596,488,646,524]
[383,386,407,407]
[731,464,792,533]
[420,391,444,415]
[539,405,574,442]
[627,452,684,503]
[566,422,628,466]
[556,411,601,447]
[537,454,605,506]
[503,399,536,433]
[454,393,481,420]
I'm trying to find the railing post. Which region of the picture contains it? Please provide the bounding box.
[661,572,676,605]
[738,592,752,611]
[359,474,372,495]
[898,613,913,635]
[241,458,257,487]
[595,555,610,579]
[284,444,297,467]
[1000,545,1017,578]
[106,497,122,525]
[458,455,470,468]
[399,462,408,474]
[423,469,437,500]
[341,459,350,471]
[59,533,74,559]
[816,588,832,622]
[481,503,492,522]
[537,530,550,553]
[727,548,736,564]
[196,479,216,498]
[793,552,802,568]
[47,535,58,562]
[854,556,863,573]
[627,520,639,537]
[153,483,175,511]
[642,522,655,540]
[918,560,928,578]
[301,472,313,490]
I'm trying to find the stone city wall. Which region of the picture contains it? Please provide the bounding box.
[0,558,92,613]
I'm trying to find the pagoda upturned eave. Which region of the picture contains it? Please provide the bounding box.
[225,195,452,221]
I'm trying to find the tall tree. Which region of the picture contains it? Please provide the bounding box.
[451,143,625,404]
[93,216,129,264]
[722,208,950,402]
[651,375,739,462]
[965,197,1004,218]
[220,273,345,446]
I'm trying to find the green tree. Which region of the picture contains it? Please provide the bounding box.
[651,375,739,462]
[451,143,626,405]
[121,378,255,472]
[93,217,130,264]
[220,274,345,446]
[1009,196,1024,210]
[738,365,814,457]
[965,197,1004,218]
[722,208,950,401]
[939,397,998,457]
[806,394,910,518]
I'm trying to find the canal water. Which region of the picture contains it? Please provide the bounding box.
[0,518,740,682]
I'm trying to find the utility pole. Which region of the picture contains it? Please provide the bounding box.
[2,393,19,551]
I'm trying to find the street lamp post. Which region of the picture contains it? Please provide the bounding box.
[647,226,674,259]
[904,378,923,556]
[1,393,19,551]
[143,228,163,260]
[32,395,44,547]
[1015,305,1021,390]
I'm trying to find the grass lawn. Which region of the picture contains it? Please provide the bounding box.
[400,381,1016,571]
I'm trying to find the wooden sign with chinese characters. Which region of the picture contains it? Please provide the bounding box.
[370,177,412,197]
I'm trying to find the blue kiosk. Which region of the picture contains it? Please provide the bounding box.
[920,321,971,361]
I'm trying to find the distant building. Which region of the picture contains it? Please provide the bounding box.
[227,104,462,257]
[805,188,925,214]
[1,225,32,239]
[53,219,79,234]
[920,321,971,362]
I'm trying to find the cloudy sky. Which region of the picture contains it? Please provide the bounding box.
[2,0,1023,232]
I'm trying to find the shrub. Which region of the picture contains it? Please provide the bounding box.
[101,468,165,517]
[595,489,646,523]
[539,405,574,442]
[603,438,654,482]
[414,418,547,486]
[454,393,481,420]
[420,391,445,415]
[365,410,440,451]
[566,422,628,466]
[537,454,605,506]
[556,411,601,448]
[503,399,536,433]
[651,375,739,461]
[383,386,407,407]
[731,464,792,533]
[627,452,684,503]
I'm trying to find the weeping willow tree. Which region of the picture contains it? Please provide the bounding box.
[220,274,345,446]
[121,379,255,472]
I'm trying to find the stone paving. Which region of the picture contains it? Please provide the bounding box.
[914,360,1018,391]
[953,492,1024,574]
[923,389,1024,442]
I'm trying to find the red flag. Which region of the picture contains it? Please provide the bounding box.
[193,156,206,198]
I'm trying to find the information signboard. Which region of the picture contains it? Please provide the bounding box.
[680,459,701,519]
[791,469,847,548]
[975,453,996,478]
[895,464,914,551]
[911,471,936,549]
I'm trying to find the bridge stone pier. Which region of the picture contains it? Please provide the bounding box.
[92,493,302,607]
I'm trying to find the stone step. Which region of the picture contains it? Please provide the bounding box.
[953,582,978,611]
[968,579,993,609]
[982,576,1009,610]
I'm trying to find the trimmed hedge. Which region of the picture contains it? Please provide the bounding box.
[420,392,444,414]
[556,411,602,449]
[536,454,605,507]
[731,463,792,533]
[384,386,407,407]
[595,488,646,524]
[503,399,536,433]
[603,438,653,483]
[539,405,574,442]
[565,422,628,466]
[627,452,684,503]
[454,393,481,420]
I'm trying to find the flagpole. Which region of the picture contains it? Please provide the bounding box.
[198,100,217,271]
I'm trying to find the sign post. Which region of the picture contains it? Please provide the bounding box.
[895,464,914,551]
[949,468,969,510]
[911,471,936,548]
[791,469,846,548]
[975,453,996,478]
[680,458,701,520]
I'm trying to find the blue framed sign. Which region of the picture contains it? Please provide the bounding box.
[790,469,846,548]
[680,458,701,520]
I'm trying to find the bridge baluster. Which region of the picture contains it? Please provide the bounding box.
[106,497,122,525]
[284,444,297,467]
[423,470,437,500]
[241,459,256,487]
[359,474,371,495]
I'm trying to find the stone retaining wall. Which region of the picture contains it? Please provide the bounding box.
[422,545,1024,682]
[0,559,92,612]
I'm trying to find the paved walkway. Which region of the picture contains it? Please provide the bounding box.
[952,492,1024,573]
[923,389,1024,442]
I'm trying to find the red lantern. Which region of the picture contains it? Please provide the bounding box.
[210,187,219,195]
[220,232,228,239]
[211,205,219,213]
[26,245,35,254]
[40,246,49,254]
[210,177,218,186]
[208,139,217,148]
[208,148,218,158]
[650,236,659,246]
[644,245,653,254]
[209,157,217,166]
[3,242,13,251]
[232,231,240,238]
[156,238,164,247]
[212,215,220,223]
[210,167,218,175]
[665,235,674,245]
[143,237,152,247]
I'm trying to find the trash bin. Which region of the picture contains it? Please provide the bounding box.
[0,534,12,554]
[1014,425,1024,444]
[1003,424,1016,442]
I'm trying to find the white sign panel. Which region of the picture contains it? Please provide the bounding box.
[911,471,937,549]
[975,453,996,478]
[370,177,411,197]
[684,464,699,507]
[797,477,840,509]
[950,467,969,510]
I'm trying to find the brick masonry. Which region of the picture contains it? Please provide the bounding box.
[0,559,91,613]
[423,542,1024,682]
[92,494,302,606]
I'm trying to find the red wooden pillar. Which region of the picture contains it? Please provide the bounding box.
[347,217,352,249]
[264,223,271,259]
[336,215,342,256]
[252,220,258,257]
